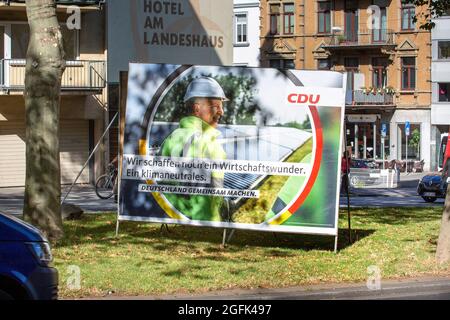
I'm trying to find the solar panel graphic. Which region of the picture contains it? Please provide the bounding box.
[148,123,312,195]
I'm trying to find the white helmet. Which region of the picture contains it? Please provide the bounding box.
[183,77,229,102]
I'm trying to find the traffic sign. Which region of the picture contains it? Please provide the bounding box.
[381,123,387,138]
[405,121,410,136]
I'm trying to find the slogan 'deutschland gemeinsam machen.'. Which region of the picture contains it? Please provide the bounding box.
[142,0,224,48]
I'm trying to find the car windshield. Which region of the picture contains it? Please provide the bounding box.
[351,160,376,168]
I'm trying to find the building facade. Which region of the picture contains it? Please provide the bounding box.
[233,0,261,66]
[431,15,450,170]
[260,0,432,170]
[0,0,107,187]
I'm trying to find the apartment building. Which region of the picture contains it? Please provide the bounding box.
[0,0,107,187]
[431,14,450,170]
[233,0,261,66]
[260,0,432,170]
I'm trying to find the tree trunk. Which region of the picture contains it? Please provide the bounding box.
[23,0,66,242]
[436,161,450,264]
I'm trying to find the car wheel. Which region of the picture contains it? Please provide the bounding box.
[422,196,437,203]
[350,176,359,187]
[0,289,14,300]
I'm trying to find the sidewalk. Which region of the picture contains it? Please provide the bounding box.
[80,275,450,300]
[0,184,116,215]
[348,172,424,197]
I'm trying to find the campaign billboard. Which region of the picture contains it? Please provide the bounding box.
[119,63,346,235]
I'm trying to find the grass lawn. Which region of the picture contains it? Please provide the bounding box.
[54,207,450,298]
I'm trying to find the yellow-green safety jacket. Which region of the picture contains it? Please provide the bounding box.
[160,116,226,221]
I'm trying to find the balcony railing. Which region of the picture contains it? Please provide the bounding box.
[348,90,395,106]
[0,59,106,92]
[2,0,104,5]
[325,29,396,48]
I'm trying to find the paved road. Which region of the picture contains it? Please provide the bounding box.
[340,187,445,208]
[85,276,450,300]
[0,185,116,215]
[0,172,444,215]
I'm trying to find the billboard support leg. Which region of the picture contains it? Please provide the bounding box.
[334,235,338,253]
[227,229,235,243]
[160,224,170,234]
[115,218,120,238]
[343,122,352,245]
[221,229,236,247]
[222,229,227,247]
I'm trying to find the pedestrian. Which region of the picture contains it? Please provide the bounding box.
[341,151,350,194]
[159,77,229,222]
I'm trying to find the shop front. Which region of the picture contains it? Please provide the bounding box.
[345,114,389,161]
[389,109,431,172]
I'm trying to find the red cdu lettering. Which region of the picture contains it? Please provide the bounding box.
[309,94,320,104]
[287,94,297,103]
[287,93,321,105]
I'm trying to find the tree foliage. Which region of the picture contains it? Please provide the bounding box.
[156,73,259,125]
[404,0,450,29]
[409,128,420,152]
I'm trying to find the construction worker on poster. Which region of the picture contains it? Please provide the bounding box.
[159,77,229,222]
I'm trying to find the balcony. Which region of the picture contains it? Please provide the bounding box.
[0,59,106,94]
[323,29,396,51]
[347,89,395,107]
[2,0,103,5]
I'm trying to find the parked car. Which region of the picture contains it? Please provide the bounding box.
[417,174,448,203]
[348,159,379,187]
[0,211,58,300]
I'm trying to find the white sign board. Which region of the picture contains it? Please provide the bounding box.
[347,114,377,123]
[107,0,234,83]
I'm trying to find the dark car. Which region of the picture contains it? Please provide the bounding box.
[348,159,379,187]
[0,212,58,300]
[417,174,448,203]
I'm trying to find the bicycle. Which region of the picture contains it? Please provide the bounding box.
[95,163,118,199]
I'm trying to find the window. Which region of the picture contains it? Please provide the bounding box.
[283,59,295,69]
[270,4,281,35]
[270,3,294,35]
[401,57,415,90]
[439,83,450,102]
[318,1,331,33]
[438,41,450,59]
[283,4,295,35]
[372,7,387,42]
[401,2,415,30]
[344,0,358,42]
[270,59,295,69]
[235,13,248,44]
[398,123,421,160]
[318,58,331,70]
[10,23,78,60]
[11,24,29,59]
[61,25,77,60]
[344,57,359,92]
[372,57,388,88]
[0,26,4,60]
[344,57,359,69]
